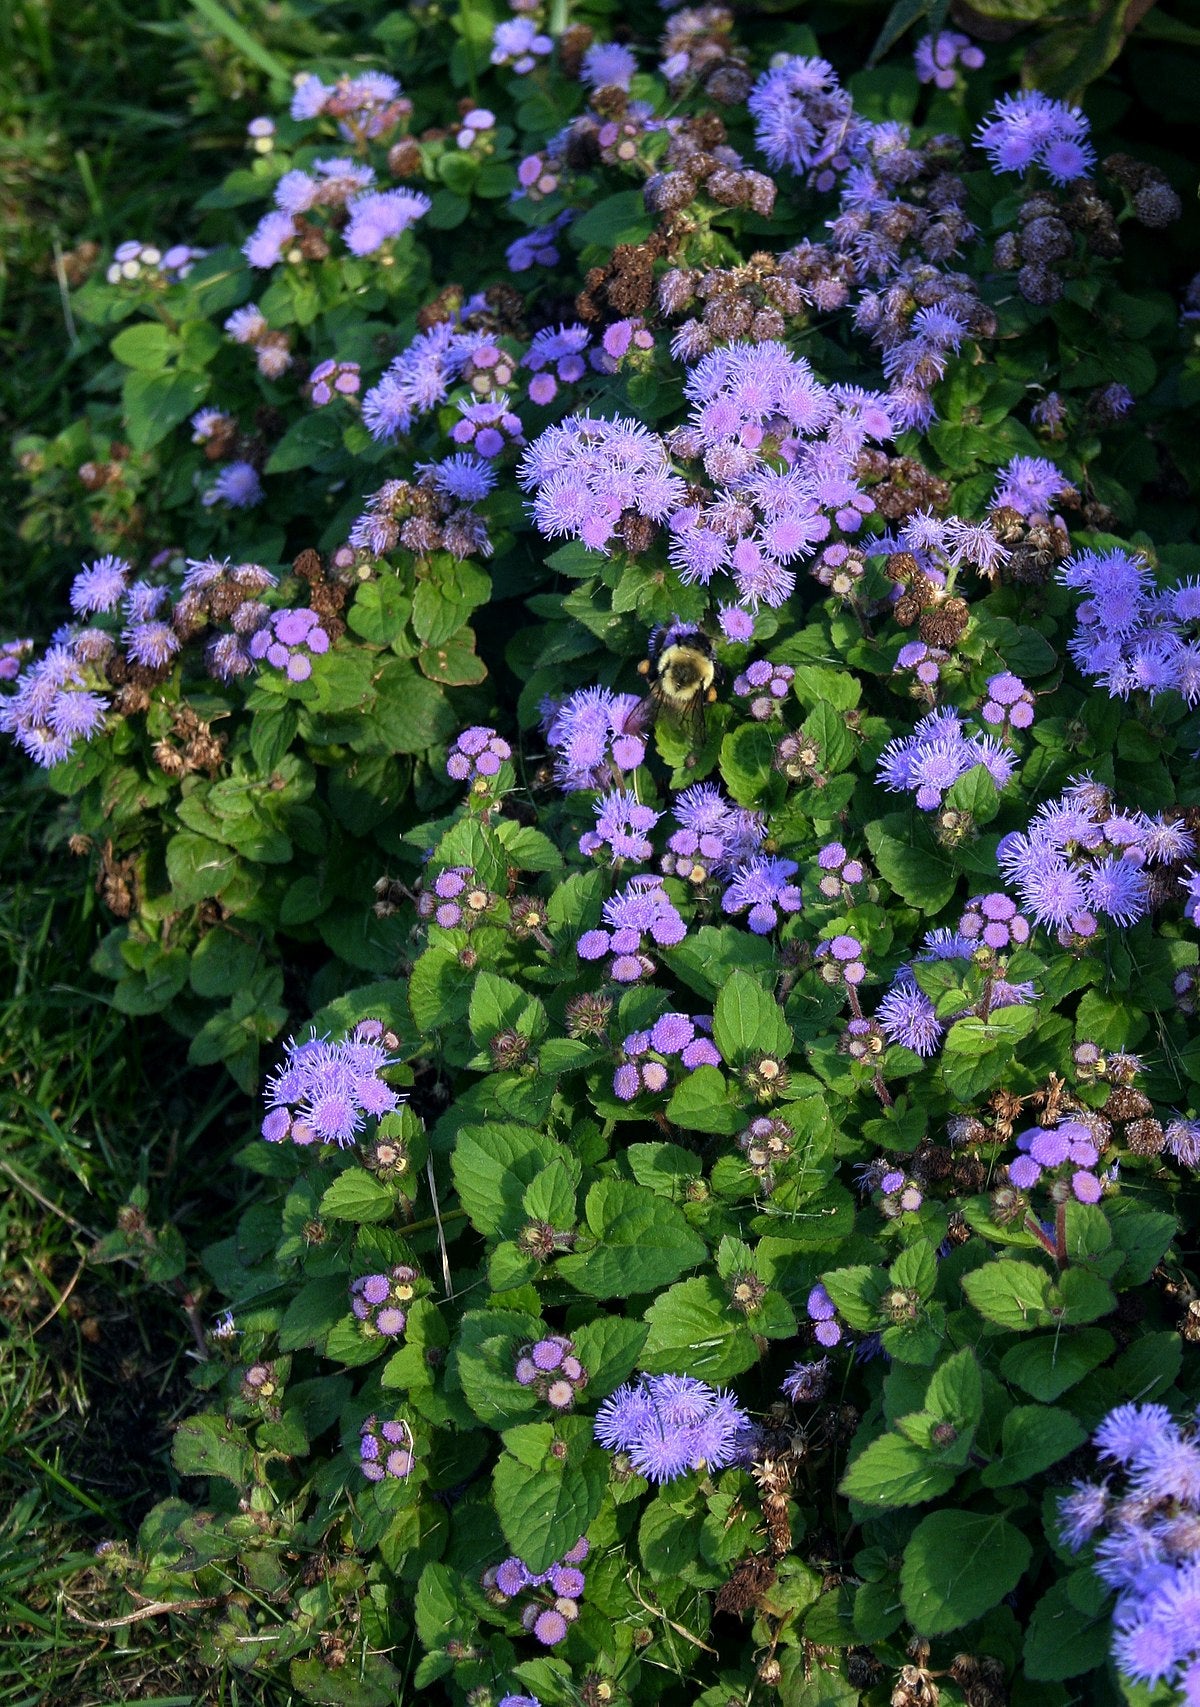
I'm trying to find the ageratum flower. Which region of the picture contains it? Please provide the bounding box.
[262,1019,401,1146]
[577,875,686,981]
[976,90,1095,184]
[594,1373,752,1482]
[1059,1402,1200,1701]
[519,414,686,552]
[544,686,647,790]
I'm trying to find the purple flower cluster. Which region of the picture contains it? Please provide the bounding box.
[721,855,803,935]
[518,414,686,552]
[544,687,646,790]
[290,69,408,140]
[104,239,205,285]
[359,1413,414,1481]
[976,90,1095,185]
[877,1170,924,1215]
[452,395,525,456]
[507,209,574,273]
[523,324,593,405]
[307,358,361,406]
[878,507,1010,579]
[0,640,111,767]
[807,1282,843,1347]
[1059,1402,1200,1702]
[579,790,661,863]
[350,1264,419,1337]
[662,344,895,608]
[580,41,637,92]
[446,725,512,784]
[0,638,32,682]
[914,31,984,88]
[261,1020,401,1146]
[660,783,764,883]
[1061,548,1200,704]
[980,672,1035,732]
[997,777,1194,932]
[958,892,1030,952]
[491,16,552,73]
[895,639,949,691]
[815,842,866,901]
[991,454,1072,519]
[613,1011,721,1100]
[362,322,498,441]
[577,876,687,981]
[748,56,869,185]
[732,658,794,718]
[484,1537,590,1647]
[1007,1118,1104,1204]
[416,866,491,930]
[815,932,866,986]
[594,1373,752,1482]
[203,460,263,510]
[781,1356,832,1404]
[877,707,1017,810]
[514,1335,589,1410]
[247,607,330,681]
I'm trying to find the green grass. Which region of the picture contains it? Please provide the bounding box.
[0,6,291,1695]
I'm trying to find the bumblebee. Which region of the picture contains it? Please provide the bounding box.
[635,622,720,746]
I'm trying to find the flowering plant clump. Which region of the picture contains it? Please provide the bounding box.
[8,2,1200,1705]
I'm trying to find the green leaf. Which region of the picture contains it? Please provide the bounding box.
[522,1157,579,1230]
[279,1275,348,1351]
[712,970,792,1062]
[923,1348,984,1433]
[641,1275,774,1384]
[570,189,655,249]
[865,818,957,913]
[122,369,209,453]
[570,1317,648,1398]
[664,1064,743,1135]
[557,1179,706,1299]
[823,1265,884,1332]
[110,321,179,369]
[172,1414,252,1486]
[840,1436,959,1509]
[493,1437,607,1575]
[165,832,238,906]
[940,1009,1037,1101]
[981,1405,1088,1487]
[1024,1578,1110,1681]
[1000,1328,1115,1401]
[962,1258,1055,1331]
[451,1123,560,1238]
[800,700,856,774]
[900,1511,1032,1636]
[319,1169,396,1224]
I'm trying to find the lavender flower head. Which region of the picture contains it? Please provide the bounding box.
[1060,1402,1200,1701]
[721,856,803,935]
[914,32,984,88]
[579,790,661,863]
[518,415,686,553]
[877,707,1017,810]
[446,725,512,784]
[203,461,263,510]
[976,90,1095,184]
[577,875,686,982]
[594,1373,752,1482]
[247,607,330,683]
[262,1019,401,1146]
[359,1413,413,1482]
[544,685,647,790]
